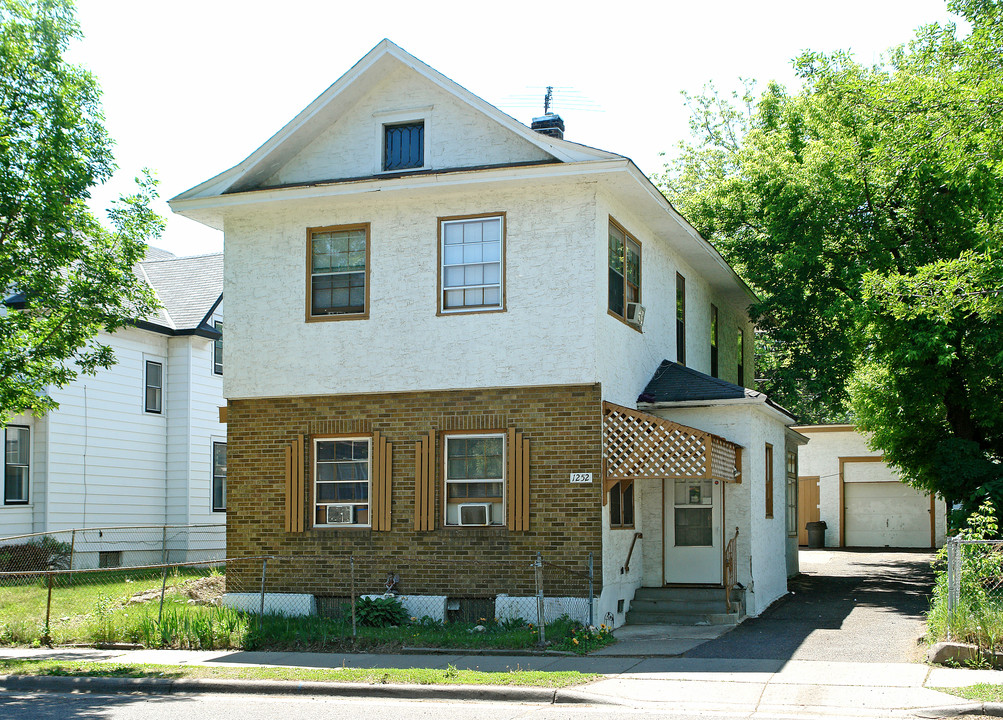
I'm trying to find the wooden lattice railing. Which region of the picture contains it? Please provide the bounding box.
[601,402,742,499]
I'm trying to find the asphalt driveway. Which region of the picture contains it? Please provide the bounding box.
[684,548,936,663]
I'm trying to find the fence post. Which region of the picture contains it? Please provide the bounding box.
[351,555,357,640]
[69,529,76,571]
[258,557,268,630]
[535,551,545,647]
[947,537,959,639]
[41,571,54,646]
[588,551,594,627]
[157,560,169,624]
[161,526,168,565]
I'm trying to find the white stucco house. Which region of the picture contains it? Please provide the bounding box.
[170,39,802,625]
[2,249,226,567]
[794,424,947,549]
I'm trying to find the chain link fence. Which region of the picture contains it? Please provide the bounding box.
[944,537,1003,647]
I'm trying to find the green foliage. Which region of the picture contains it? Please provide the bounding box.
[928,502,1003,655]
[354,595,409,628]
[549,616,615,654]
[0,0,162,425]
[0,537,70,572]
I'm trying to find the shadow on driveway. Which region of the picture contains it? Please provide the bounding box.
[683,548,936,663]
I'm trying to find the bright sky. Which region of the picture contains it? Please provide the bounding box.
[68,0,963,257]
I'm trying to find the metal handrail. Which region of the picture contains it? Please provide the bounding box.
[623,532,643,573]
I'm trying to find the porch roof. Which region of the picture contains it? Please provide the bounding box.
[602,402,743,500]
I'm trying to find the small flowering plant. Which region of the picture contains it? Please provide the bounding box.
[553,619,614,654]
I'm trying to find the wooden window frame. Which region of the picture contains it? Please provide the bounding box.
[312,434,372,528]
[710,304,719,378]
[442,431,506,528]
[436,213,506,316]
[606,217,642,332]
[212,321,223,375]
[144,360,163,414]
[608,480,635,529]
[305,223,371,323]
[785,449,798,537]
[4,425,29,505]
[676,273,686,364]
[765,443,774,519]
[212,440,226,513]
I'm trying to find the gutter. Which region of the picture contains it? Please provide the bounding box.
[639,395,798,425]
[133,320,221,340]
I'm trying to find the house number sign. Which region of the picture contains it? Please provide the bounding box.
[570,473,593,483]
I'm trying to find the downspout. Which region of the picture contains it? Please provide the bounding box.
[186,339,193,526]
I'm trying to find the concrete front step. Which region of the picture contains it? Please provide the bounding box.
[625,586,746,627]
[625,610,743,626]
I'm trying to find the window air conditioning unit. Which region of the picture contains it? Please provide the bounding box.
[326,504,354,524]
[626,302,645,329]
[458,503,491,526]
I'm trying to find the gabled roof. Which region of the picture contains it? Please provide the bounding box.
[637,360,797,422]
[171,39,618,205]
[137,250,223,338]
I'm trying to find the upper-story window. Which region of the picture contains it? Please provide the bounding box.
[710,305,719,378]
[607,219,641,324]
[4,426,29,505]
[145,360,163,414]
[676,273,686,365]
[213,321,223,375]
[383,121,424,171]
[737,327,746,387]
[439,214,504,313]
[307,224,370,321]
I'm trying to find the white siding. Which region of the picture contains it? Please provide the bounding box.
[264,65,553,188]
[0,413,36,536]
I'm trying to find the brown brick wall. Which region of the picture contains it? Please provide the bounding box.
[226,383,604,597]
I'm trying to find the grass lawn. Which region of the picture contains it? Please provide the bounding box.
[933,684,1003,703]
[0,658,599,687]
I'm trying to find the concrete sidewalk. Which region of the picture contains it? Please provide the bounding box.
[2,645,1001,717]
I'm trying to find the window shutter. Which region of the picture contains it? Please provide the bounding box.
[284,434,305,533]
[506,428,530,531]
[414,431,435,531]
[370,431,393,531]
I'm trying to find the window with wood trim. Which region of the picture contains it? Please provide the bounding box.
[145,360,162,414]
[676,273,686,364]
[443,433,505,526]
[308,224,370,319]
[4,425,29,505]
[212,441,226,513]
[737,327,745,387]
[609,481,634,528]
[710,304,719,378]
[765,443,774,519]
[439,215,504,313]
[608,219,641,322]
[213,321,223,375]
[314,437,371,527]
[785,449,798,536]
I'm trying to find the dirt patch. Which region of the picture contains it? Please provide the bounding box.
[127,575,226,606]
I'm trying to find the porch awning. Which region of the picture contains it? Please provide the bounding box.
[602,402,743,498]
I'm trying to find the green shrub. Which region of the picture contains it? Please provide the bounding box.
[355,595,409,627]
[0,537,71,572]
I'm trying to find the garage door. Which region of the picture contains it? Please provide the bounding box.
[844,481,931,548]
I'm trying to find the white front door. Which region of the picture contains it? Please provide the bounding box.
[664,478,723,584]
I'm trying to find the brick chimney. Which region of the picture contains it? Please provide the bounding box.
[531,113,565,140]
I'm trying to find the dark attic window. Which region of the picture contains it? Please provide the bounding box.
[383,121,424,171]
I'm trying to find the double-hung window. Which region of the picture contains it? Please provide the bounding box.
[212,441,226,513]
[607,219,641,323]
[314,437,371,527]
[609,482,634,528]
[308,224,370,319]
[4,426,29,505]
[213,321,223,375]
[439,215,504,313]
[145,361,163,414]
[444,434,505,526]
[785,450,798,536]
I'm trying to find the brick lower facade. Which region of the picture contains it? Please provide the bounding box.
[226,383,604,598]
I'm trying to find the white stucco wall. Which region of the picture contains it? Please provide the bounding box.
[795,426,946,548]
[264,65,553,188]
[222,177,600,399]
[651,403,791,617]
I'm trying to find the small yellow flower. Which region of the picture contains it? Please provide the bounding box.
[572,638,579,645]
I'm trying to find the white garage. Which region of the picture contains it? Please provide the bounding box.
[843,480,933,548]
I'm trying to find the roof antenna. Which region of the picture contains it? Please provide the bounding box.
[544,86,554,115]
[531,86,565,139]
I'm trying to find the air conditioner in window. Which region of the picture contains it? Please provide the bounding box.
[626,302,645,329]
[326,504,354,524]
[458,503,491,526]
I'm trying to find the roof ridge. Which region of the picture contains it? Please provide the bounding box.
[141,251,223,264]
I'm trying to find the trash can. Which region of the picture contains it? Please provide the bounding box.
[806,521,827,549]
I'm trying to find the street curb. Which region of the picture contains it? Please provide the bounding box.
[913,702,999,717]
[0,674,615,704]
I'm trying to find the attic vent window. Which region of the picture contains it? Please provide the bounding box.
[383,121,424,171]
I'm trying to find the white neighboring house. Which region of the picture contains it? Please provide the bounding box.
[1,249,226,567]
[794,424,947,549]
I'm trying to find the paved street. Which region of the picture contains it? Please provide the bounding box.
[686,548,936,662]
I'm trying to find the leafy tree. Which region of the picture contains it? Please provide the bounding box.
[658,0,1003,511]
[0,0,161,425]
